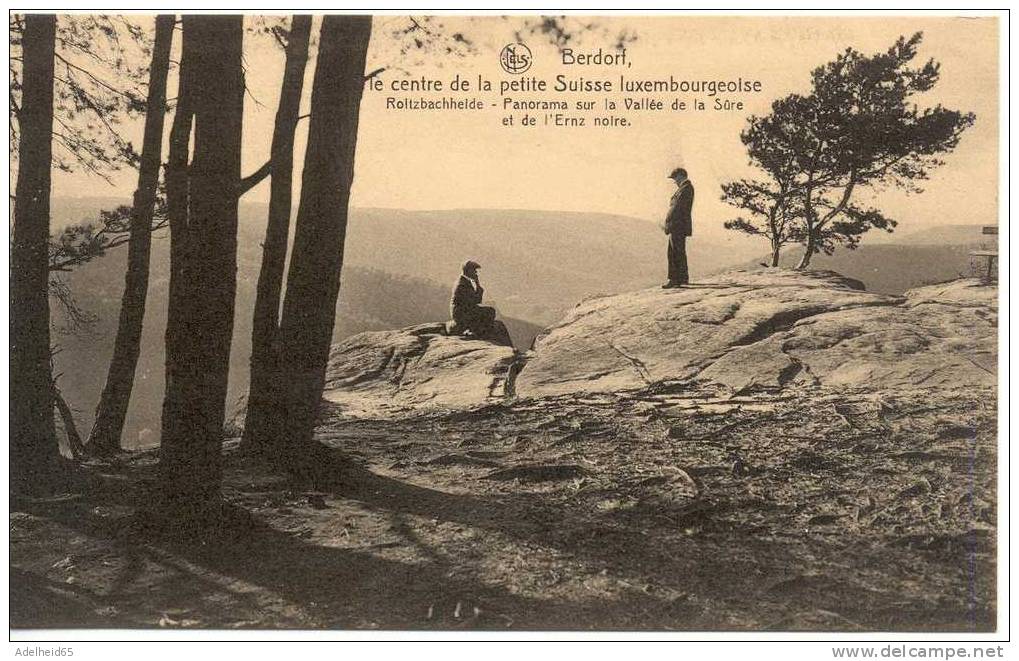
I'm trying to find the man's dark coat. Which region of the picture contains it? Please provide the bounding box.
[450,274,496,333]
[665,180,694,236]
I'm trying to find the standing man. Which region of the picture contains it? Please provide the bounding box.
[662,167,694,288]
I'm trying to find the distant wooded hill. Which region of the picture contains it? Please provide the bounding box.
[50,197,987,449]
[337,207,763,324]
[51,199,765,326]
[740,225,995,294]
[53,200,581,449]
[56,199,758,449]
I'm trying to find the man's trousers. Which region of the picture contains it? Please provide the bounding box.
[668,233,689,285]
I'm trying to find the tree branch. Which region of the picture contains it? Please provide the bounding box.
[816,170,858,230]
[55,52,142,102]
[237,114,311,196]
[239,159,272,195]
[49,216,168,272]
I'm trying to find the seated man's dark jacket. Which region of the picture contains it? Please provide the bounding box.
[451,275,485,326]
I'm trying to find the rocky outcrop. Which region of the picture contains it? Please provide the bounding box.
[321,323,517,418]
[698,278,997,393]
[696,277,998,391]
[515,270,996,397]
[318,270,997,418]
[515,270,885,395]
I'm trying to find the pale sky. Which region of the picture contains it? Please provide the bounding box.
[50,15,999,243]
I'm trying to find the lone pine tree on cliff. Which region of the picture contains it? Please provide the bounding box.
[723,32,974,268]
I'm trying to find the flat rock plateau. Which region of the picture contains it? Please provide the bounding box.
[10,269,997,631]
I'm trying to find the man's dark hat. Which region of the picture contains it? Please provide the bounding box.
[463,260,481,270]
[668,167,688,180]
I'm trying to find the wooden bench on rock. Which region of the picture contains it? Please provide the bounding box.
[970,225,998,282]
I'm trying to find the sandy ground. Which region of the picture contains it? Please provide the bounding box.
[10,385,996,631]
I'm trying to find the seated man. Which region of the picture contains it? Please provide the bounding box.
[447,260,514,347]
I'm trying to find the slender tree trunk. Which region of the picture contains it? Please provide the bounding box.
[770,241,781,267]
[242,15,313,456]
[796,231,815,269]
[796,189,817,270]
[158,15,244,518]
[273,15,372,475]
[52,381,85,461]
[11,14,62,495]
[163,21,194,432]
[87,15,174,456]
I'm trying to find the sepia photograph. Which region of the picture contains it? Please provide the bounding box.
[6,6,1009,651]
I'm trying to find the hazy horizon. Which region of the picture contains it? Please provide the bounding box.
[43,15,999,238]
[49,192,1001,225]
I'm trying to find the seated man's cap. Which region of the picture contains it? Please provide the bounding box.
[463,260,481,270]
[668,167,688,180]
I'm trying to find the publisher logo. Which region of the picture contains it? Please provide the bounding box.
[500,43,532,74]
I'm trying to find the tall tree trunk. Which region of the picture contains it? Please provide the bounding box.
[273,15,372,475]
[242,15,313,456]
[11,14,61,495]
[87,15,174,456]
[770,241,781,267]
[163,21,195,437]
[158,15,244,518]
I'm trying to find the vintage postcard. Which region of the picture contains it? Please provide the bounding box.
[7,8,1006,649]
